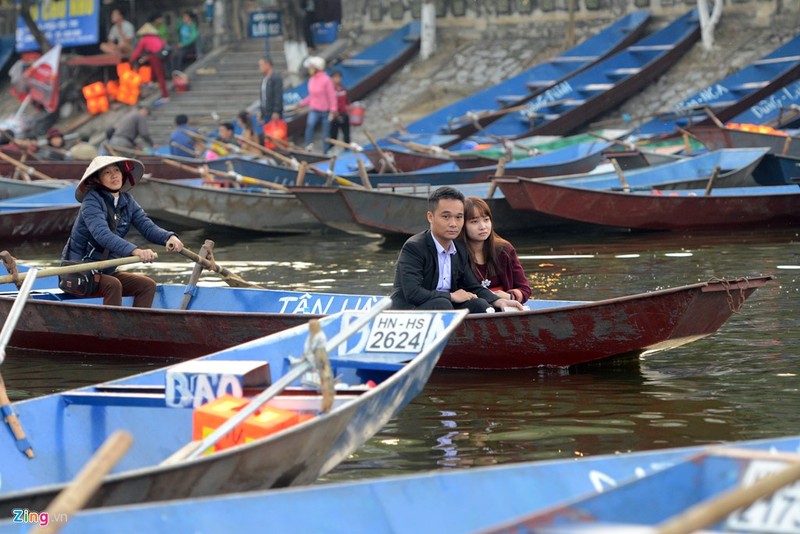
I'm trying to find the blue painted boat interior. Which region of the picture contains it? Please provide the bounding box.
[0,309,463,495]
[634,32,800,137]
[282,22,420,109]
[470,9,700,139]
[1,436,796,534]
[402,11,651,136]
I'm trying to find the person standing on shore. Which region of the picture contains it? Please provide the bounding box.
[329,70,351,145]
[298,56,336,153]
[129,23,170,105]
[259,56,283,124]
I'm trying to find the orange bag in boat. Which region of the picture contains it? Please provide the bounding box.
[263,119,288,149]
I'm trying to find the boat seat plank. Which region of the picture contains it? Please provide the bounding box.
[728,81,769,92]
[550,56,598,62]
[577,83,615,92]
[341,59,381,67]
[754,54,800,65]
[496,95,527,106]
[605,67,641,79]
[62,391,169,408]
[525,80,556,90]
[330,357,405,372]
[628,44,674,51]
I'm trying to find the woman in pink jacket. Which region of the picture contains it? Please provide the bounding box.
[298,56,337,153]
[130,22,169,104]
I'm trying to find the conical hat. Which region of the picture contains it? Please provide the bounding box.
[137,22,159,36]
[75,156,144,202]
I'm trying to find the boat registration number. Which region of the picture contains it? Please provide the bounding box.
[365,313,432,353]
[725,459,800,533]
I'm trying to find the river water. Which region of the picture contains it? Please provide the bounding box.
[3,225,800,483]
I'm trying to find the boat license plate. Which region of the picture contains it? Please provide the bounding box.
[725,459,800,533]
[365,312,432,353]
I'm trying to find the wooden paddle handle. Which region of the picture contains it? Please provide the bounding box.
[0,150,55,181]
[32,431,133,534]
[0,373,34,458]
[655,459,800,534]
[0,256,143,285]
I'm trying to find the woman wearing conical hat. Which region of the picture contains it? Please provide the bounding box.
[60,156,184,307]
[130,22,170,105]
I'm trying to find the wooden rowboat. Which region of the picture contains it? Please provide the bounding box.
[289,148,768,238]
[134,177,322,234]
[484,447,800,533]
[0,276,773,369]
[492,182,800,231]
[399,11,650,141]
[0,152,200,181]
[633,32,800,138]
[209,140,614,188]
[462,9,700,143]
[290,183,560,238]
[2,435,797,534]
[0,185,79,242]
[0,305,466,513]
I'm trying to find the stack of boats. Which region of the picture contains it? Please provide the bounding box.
[1,8,800,531]
[4,8,800,239]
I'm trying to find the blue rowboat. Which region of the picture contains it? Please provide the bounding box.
[290,147,767,237]
[483,446,800,533]
[0,435,797,534]
[0,304,466,513]
[400,11,650,141]
[633,32,800,138]
[0,185,79,242]
[498,147,770,205]
[0,275,772,369]
[492,182,800,231]
[0,177,64,201]
[721,78,800,129]
[206,140,614,188]
[456,9,700,144]
[282,22,421,136]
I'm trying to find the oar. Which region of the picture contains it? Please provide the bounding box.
[447,104,529,129]
[654,451,800,534]
[180,239,214,310]
[0,256,144,286]
[160,158,290,192]
[0,267,38,459]
[31,430,133,534]
[326,137,364,152]
[387,137,458,158]
[703,165,721,196]
[222,159,291,191]
[167,244,264,289]
[0,150,59,181]
[176,297,391,463]
[238,134,363,188]
[364,130,400,173]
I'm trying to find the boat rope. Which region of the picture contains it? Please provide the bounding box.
[710,276,750,313]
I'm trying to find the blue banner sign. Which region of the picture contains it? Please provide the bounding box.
[248,10,282,39]
[16,0,100,52]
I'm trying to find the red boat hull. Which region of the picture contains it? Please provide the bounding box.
[0,277,771,369]
[495,179,800,231]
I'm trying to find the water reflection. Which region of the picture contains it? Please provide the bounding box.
[3,227,800,483]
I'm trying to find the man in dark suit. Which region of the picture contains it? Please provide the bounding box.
[392,187,523,313]
[259,57,284,124]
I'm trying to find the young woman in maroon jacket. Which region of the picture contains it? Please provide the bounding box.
[460,196,532,304]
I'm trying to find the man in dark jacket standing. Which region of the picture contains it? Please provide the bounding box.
[391,187,523,313]
[259,57,283,124]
